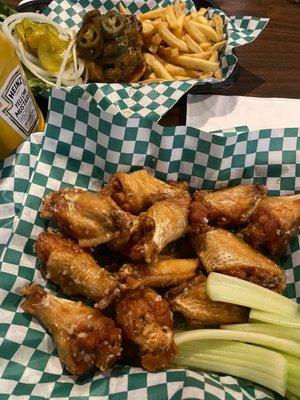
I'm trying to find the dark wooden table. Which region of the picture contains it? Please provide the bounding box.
[160,0,300,126]
[6,0,300,126]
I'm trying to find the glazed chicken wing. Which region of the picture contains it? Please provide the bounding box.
[21,284,122,375]
[166,275,249,326]
[35,230,121,309]
[242,194,300,255]
[118,256,198,289]
[115,288,176,371]
[191,229,286,292]
[128,193,190,263]
[41,188,133,247]
[101,169,187,214]
[189,184,267,230]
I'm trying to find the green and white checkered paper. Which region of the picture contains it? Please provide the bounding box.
[0,89,299,399]
[42,0,268,121]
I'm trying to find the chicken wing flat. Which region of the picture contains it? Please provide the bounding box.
[191,229,286,292]
[41,188,133,247]
[128,193,190,263]
[115,288,176,371]
[101,169,187,214]
[166,275,249,326]
[35,230,121,309]
[189,184,267,230]
[118,257,198,289]
[21,284,122,375]
[242,194,300,255]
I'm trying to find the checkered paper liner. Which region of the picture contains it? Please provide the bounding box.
[1,89,299,400]
[42,0,268,121]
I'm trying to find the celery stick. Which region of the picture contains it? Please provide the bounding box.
[222,323,300,343]
[250,309,300,329]
[179,340,286,376]
[172,355,286,396]
[177,347,283,377]
[174,329,300,357]
[206,273,300,317]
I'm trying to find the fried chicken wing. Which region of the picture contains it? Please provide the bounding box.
[189,184,267,230]
[191,229,286,292]
[166,275,249,326]
[101,169,187,214]
[118,257,198,289]
[242,194,300,255]
[21,284,122,375]
[41,188,133,247]
[115,288,176,371]
[128,193,190,263]
[35,230,121,309]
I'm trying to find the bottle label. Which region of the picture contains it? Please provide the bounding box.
[0,66,38,139]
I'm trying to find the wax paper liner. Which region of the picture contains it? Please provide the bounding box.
[0,89,299,400]
[41,0,268,121]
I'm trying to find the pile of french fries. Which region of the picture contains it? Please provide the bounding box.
[120,0,226,83]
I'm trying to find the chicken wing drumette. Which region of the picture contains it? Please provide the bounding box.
[41,188,133,247]
[35,230,121,309]
[189,184,266,231]
[242,194,300,255]
[166,275,249,326]
[21,285,122,375]
[191,228,286,292]
[116,288,176,371]
[101,169,187,214]
[118,257,198,289]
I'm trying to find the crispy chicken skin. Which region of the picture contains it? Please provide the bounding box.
[35,230,121,309]
[41,188,133,247]
[101,170,187,214]
[115,288,176,371]
[191,229,286,292]
[166,275,249,326]
[128,193,191,263]
[21,285,122,375]
[242,194,300,255]
[189,184,267,230]
[118,256,198,289]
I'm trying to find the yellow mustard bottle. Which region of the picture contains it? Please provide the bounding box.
[0,30,45,160]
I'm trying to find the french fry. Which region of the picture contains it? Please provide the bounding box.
[149,72,156,78]
[140,78,168,83]
[165,5,178,30]
[183,34,204,53]
[138,9,166,21]
[165,55,219,72]
[212,14,224,41]
[197,7,207,16]
[174,76,191,80]
[164,62,187,76]
[174,0,183,18]
[151,33,163,46]
[173,14,185,38]
[195,15,209,25]
[185,69,202,78]
[211,40,227,51]
[148,43,159,54]
[199,71,213,79]
[153,21,189,52]
[142,22,156,38]
[118,2,130,15]
[143,53,173,79]
[190,11,198,19]
[191,20,219,42]
[200,42,211,50]
[209,51,222,80]
[179,52,212,59]
[157,46,179,58]
[184,19,209,43]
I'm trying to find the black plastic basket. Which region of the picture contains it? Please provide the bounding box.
[17,0,239,94]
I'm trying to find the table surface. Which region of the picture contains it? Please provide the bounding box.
[6,0,300,126]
